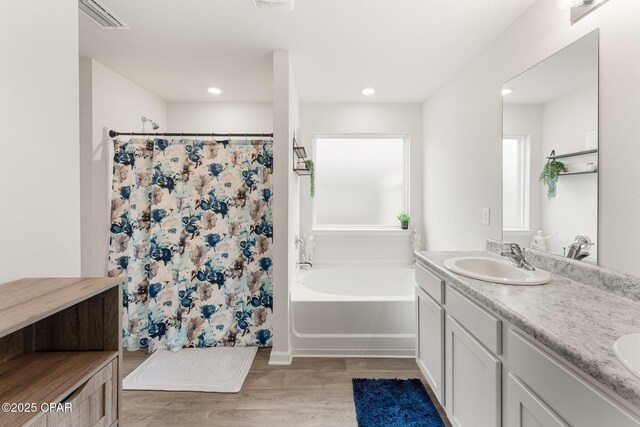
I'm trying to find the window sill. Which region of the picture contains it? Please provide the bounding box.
[311,228,413,237]
[503,229,536,236]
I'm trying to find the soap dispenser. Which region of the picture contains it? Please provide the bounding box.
[531,231,556,251]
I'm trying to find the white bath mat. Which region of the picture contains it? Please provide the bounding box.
[123,347,258,393]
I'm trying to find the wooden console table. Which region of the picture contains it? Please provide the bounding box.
[0,277,124,427]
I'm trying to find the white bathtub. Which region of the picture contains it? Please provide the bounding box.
[291,266,416,357]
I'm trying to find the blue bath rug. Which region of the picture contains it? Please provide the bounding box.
[352,378,445,427]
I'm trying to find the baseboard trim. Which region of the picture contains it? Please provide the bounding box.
[291,348,416,358]
[268,350,293,365]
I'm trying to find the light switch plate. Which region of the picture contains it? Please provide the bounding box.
[482,208,490,225]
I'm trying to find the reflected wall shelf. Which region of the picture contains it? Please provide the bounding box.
[547,149,598,160]
[559,170,598,176]
[547,149,598,176]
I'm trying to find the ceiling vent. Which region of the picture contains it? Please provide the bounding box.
[253,0,294,10]
[78,0,129,29]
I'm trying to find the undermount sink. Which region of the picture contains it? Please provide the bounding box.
[443,256,551,286]
[614,334,640,380]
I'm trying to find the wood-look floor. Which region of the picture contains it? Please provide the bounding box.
[122,349,452,426]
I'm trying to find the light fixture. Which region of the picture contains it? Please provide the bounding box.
[501,87,513,96]
[563,0,609,23]
[207,87,222,95]
[361,88,376,96]
[557,0,584,10]
[253,0,294,10]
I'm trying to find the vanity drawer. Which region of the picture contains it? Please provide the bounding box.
[44,358,118,427]
[509,330,640,427]
[415,263,445,304]
[446,285,501,355]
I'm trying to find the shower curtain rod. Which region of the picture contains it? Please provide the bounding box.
[109,130,273,138]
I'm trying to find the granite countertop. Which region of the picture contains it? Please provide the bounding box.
[415,250,640,409]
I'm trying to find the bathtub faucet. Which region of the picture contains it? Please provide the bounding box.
[297,261,313,269]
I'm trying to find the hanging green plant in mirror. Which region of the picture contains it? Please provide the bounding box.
[540,159,566,199]
[305,159,315,197]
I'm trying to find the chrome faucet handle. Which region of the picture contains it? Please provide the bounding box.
[508,243,525,258]
[296,261,313,269]
[500,243,536,271]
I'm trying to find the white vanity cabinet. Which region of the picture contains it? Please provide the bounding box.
[508,330,640,427]
[414,263,502,425]
[415,263,446,405]
[445,311,501,427]
[414,260,640,427]
[416,285,445,403]
[507,374,569,427]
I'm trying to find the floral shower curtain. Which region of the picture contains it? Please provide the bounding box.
[107,137,273,352]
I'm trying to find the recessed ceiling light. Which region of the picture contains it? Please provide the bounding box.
[501,87,513,96]
[207,87,222,95]
[361,88,375,96]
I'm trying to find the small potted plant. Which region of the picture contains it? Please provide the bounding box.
[397,212,410,230]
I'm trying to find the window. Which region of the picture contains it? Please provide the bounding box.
[313,136,408,229]
[502,135,529,230]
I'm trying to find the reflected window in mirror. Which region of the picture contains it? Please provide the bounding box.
[502,136,529,231]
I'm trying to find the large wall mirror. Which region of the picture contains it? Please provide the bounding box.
[502,30,599,263]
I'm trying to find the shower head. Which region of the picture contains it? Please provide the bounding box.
[141,116,160,132]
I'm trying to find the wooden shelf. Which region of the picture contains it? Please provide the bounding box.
[0,277,124,339]
[547,149,597,160]
[0,277,123,426]
[0,351,117,426]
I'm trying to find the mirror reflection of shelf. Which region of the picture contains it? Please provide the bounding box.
[293,134,311,176]
[559,170,598,176]
[547,149,598,160]
[547,149,598,176]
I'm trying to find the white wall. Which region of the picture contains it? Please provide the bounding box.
[166,103,272,133]
[79,59,167,276]
[503,104,543,247]
[299,103,423,263]
[541,84,598,258]
[422,0,640,275]
[0,0,80,283]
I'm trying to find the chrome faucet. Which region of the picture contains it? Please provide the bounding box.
[565,234,594,261]
[500,243,536,271]
[297,261,313,268]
